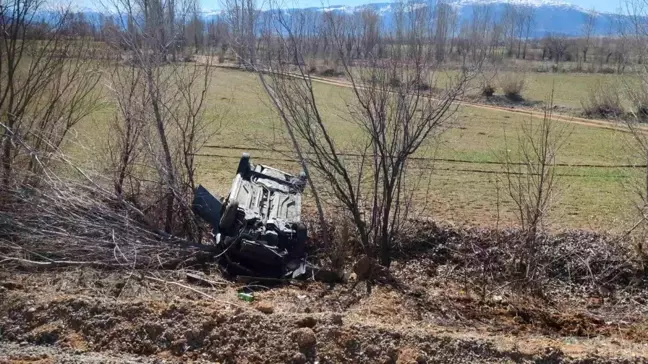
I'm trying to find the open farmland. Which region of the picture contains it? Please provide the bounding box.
[72,67,637,232]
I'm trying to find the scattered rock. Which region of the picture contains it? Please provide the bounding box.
[290,352,308,364]
[365,344,381,357]
[330,314,343,325]
[397,347,422,364]
[254,301,274,314]
[296,316,316,328]
[291,327,316,351]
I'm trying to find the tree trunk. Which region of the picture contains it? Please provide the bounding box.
[1,135,12,186]
[147,68,177,233]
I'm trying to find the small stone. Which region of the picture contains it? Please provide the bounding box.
[296,316,317,328]
[27,307,36,313]
[292,327,316,351]
[291,352,308,364]
[396,347,420,364]
[254,301,274,314]
[365,344,381,357]
[330,314,343,325]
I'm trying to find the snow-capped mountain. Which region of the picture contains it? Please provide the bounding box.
[51,0,632,38]
[274,0,628,37]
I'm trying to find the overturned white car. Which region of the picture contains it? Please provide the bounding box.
[192,153,309,278]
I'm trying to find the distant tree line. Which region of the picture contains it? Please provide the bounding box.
[9,0,646,73]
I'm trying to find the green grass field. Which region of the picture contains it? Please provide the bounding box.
[76,67,642,232]
[435,69,632,111]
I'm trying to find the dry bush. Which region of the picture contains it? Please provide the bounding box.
[481,83,496,97]
[581,82,624,119]
[478,71,498,98]
[500,98,570,289]
[499,73,525,101]
[318,68,343,77]
[0,143,205,269]
[395,221,643,296]
[626,76,648,120]
[324,214,360,278]
[389,76,402,88]
[409,78,432,91]
[0,179,202,268]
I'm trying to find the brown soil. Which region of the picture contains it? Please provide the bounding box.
[1,266,647,363]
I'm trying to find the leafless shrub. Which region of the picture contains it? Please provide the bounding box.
[481,83,496,97]
[621,108,648,272]
[0,0,102,187]
[396,222,643,296]
[324,214,360,278]
[318,68,343,77]
[581,82,624,119]
[103,0,222,238]
[0,133,203,269]
[477,70,499,97]
[389,76,402,88]
[408,78,432,91]
[500,96,569,289]
[499,73,525,101]
[255,1,481,271]
[626,76,648,120]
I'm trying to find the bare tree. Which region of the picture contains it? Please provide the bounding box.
[502,4,518,57]
[105,0,219,236]
[0,0,101,187]
[465,5,494,63]
[581,10,596,65]
[544,33,570,64]
[434,1,453,63]
[501,97,569,285]
[359,8,380,60]
[185,0,206,53]
[222,0,257,67]
[256,2,479,270]
[519,6,534,59]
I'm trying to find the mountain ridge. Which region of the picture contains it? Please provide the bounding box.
[61,0,633,38]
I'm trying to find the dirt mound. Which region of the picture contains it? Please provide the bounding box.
[1,268,647,363]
